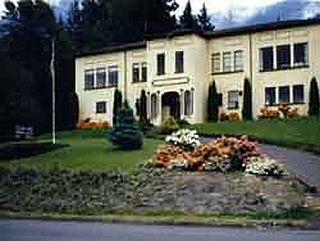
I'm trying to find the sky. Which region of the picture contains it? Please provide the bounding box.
[1,0,320,28]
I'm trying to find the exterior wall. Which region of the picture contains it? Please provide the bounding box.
[75,22,320,125]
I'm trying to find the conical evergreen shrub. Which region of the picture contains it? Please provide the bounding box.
[242,78,253,120]
[308,77,320,117]
[109,101,143,150]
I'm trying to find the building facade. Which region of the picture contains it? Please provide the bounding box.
[75,19,320,125]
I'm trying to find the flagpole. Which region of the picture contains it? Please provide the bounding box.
[51,38,56,144]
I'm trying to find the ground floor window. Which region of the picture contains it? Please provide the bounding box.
[151,93,158,119]
[278,86,290,103]
[227,91,239,109]
[184,90,193,115]
[265,87,276,106]
[96,101,106,114]
[293,85,304,103]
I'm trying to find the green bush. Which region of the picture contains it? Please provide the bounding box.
[160,116,180,134]
[109,101,143,150]
[308,77,320,117]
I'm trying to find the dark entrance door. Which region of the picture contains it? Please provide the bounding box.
[161,92,180,120]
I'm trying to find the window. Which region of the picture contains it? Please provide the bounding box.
[96,101,106,114]
[132,63,140,83]
[227,91,239,109]
[96,68,106,89]
[184,90,193,115]
[234,50,244,71]
[212,53,221,73]
[108,66,118,87]
[278,86,290,103]
[294,43,308,66]
[141,62,147,82]
[151,94,158,120]
[157,53,165,75]
[260,47,274,71]
[265,87,276,106]
[84,69,94,90]
[175,51,184,73]
[293,85,304,103]
[223,52,232,72]
[277,45,291,69]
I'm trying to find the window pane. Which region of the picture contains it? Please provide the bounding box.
[228,91,239,109]
[279,86,290,103]
[293,85,304,103]
[157,54,165,75]
[175,51,184,73]
[260,47,273,71]
[277,45,291,69]
[96,101,106,114]
[142,62,147,82]
[223,52,232,72]
[212,53,220,73]
[234,50,244,71]
[96,68,106,88]
[132,63,140,83]
[84,69,94,90]
[265,87,276,106]
[108,66,118,87]
[294,43,308,66]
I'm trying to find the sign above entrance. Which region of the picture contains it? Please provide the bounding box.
[152,77,190,87]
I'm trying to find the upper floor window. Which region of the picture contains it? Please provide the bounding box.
[142,62,147,82]
[227,90,239,109]
[260,47,273,71]
[223,52,232,72]
[108,66,118,87]
[157,53,165,75]
[277,45,291,69]
[278,85,290,103]
[212,53,220,73]
[96,101,106,114]
[265,87,276,106]
[96,68,106,89]
[84,69,94,90]
[234,50,244,72]
[294,42,308,66]
[175,51,184,73]
[293,85,304,103]
[132,63,140,83]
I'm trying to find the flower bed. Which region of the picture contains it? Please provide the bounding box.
[153,129,284,176]
[76,118,110,130]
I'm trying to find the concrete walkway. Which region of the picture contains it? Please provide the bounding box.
[201,137,320,192]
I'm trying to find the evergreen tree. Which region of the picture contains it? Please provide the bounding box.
[207,81,219,122]
[308,77,320,117]
[197,3,214,31]
[109,101,143,150]
[139,89,148,123]
[113,89,123,125]
[242,78,253,120]
[179,0,199,30]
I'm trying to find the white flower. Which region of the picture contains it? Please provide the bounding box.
[245,157,285,176]
[165,129,201,150]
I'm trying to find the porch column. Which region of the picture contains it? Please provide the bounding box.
[180,89,184,120]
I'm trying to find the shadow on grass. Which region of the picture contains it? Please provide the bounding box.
[0,142,69,160]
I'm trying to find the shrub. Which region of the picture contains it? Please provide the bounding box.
[165,129,200,151]
[177,119,190,127]
[109,101,143,150]
[229,112,240,121]
[258,108,280,119]
[160,116,180,134]
[113,89,123,125]
[76,119,110,130]
[207,81,219,122]
[308,77,320,117]
[245,157,285,177]
[242,78,253,120]
[219,112,230,121]
[278,104,299,119]
[139,90,147,123]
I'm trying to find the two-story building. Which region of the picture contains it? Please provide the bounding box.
[75,19,320,125]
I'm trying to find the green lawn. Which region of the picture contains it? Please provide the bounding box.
[193,117,320,154]
[2,130,162,171]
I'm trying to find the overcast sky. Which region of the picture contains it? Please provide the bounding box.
[1,0,319,26]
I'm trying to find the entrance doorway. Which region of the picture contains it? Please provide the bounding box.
[161,92,180,120]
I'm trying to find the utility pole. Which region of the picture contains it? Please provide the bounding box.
[51,39,56,144]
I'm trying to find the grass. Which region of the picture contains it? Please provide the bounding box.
[192,117,320,154]
[1,129,162,171]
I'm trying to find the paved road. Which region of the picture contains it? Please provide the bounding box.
[1,219,320,241]
[258,144,320,192]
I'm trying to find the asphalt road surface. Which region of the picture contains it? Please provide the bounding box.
[1,219,320,241]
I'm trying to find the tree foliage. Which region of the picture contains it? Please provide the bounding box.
[308,77,320,117]
[109,101,143,150]
[113,89,123,125]
[179,0,199,30]
[197,3,214,31]
[139,90,148,123]
[207,81,219,122]
[242,78,253,121]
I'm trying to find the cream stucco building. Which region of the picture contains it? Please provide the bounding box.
[75,19,320,125]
